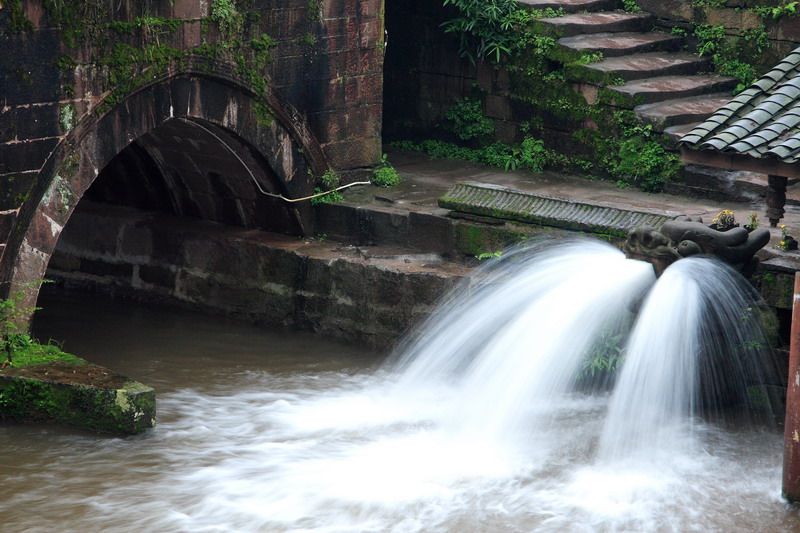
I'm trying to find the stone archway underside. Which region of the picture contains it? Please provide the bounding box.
[2,73,323,314]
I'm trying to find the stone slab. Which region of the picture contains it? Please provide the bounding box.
[558,32,683,58]
[438,182,678,238]
[0,363,155,435]
[610,75,739,106]
[585,52,711,82]
[539,12,653,37]
[635,93,732,131]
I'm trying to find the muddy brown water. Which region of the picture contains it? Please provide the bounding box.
[2,286,800,532]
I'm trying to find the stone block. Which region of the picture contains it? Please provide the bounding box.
[0,103,60,143]
[0,372,156,435]
[485,94,511,120]
[363,206,410,247]
[408,210,456,253]
[321,136,381,170]
[138,264,176,290]
[0,138,59,174]
[80,258,134,280]
[120,223,153,259]
[312,202,361,241]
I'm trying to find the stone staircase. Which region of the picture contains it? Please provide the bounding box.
[521,0,738,143]
[515,0,766,200]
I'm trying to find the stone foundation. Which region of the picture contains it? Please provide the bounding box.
[48,202,470,347]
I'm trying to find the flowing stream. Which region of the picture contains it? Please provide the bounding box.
[1,240,800,532]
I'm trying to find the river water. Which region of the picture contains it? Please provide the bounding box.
[1,285,800,532]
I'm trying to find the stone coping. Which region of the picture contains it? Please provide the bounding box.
[439,182,679,238]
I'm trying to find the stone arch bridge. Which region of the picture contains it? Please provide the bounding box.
[0,0,384,314]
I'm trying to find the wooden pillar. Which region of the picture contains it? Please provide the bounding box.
[767,174,788,227]
[784,272,800,502]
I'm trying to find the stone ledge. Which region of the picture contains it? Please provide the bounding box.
[0,363,155,435]
[439,182,677,238]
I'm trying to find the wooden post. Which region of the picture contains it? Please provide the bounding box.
[784,272,800,502]
[767,174,788,227]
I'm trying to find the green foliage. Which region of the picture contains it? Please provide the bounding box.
[391,136,553,173]
[444,97,495,141]
[692,22,770,92]
[690,0,727,7]
[694,24,726,57]
[7,0,34,32]
[319,169,340,189]
[750,1,799,19]
[372,154,402,187]
[0,282,52,366]
[581,330,625,378]
[606,122,680,193]
[622,0,641,12]
[441,0,560,63]
[310,188,344,205]
[211,0,243,36]
[311,170,344,205]
[476,251,503,260]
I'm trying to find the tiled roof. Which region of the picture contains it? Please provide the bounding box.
[680,48,800,164]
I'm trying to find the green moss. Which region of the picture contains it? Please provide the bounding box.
[0,375,156,434]
[6,342,86,368]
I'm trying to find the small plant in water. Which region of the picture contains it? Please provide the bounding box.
[475,251,503,260]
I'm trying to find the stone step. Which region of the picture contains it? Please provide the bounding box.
[518,0,620,14]
[538,11,653,37]
[558,31,683,58]
[635,93,732,131]
[567,52,712,84]
[608,74,738,106]
[663,121,701,146]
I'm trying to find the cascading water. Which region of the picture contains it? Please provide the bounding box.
[3,238,791,533]
[392,239,656,448]
[598,256,772,462]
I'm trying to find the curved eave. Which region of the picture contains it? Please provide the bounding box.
[680,146,800,179]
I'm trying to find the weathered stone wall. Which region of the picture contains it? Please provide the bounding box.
[0,0,385,311]
[639,0,800,60]
[48,202,467,347]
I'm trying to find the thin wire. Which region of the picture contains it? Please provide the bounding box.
[178,118,371,202]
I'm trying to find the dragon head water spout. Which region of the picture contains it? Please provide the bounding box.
[623,216,771,277]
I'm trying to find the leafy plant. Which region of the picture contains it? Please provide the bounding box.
[319,169,340,189]
[310,188,344,205]
[441,0,560,63]
[582,330,625,378]
[609,123,680,192]
[210,0,243,36]
[745,213,759,231]
[622,0,641,12]
[750,1,799,19]
[0,282,50,367]
[372,154,402,187]
[712,209,736,229]
[444,97,495,141]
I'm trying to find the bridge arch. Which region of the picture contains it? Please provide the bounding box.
[1,69,328,314]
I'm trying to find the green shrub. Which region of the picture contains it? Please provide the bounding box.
[372,154,402,186]
[445,98,495,141]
